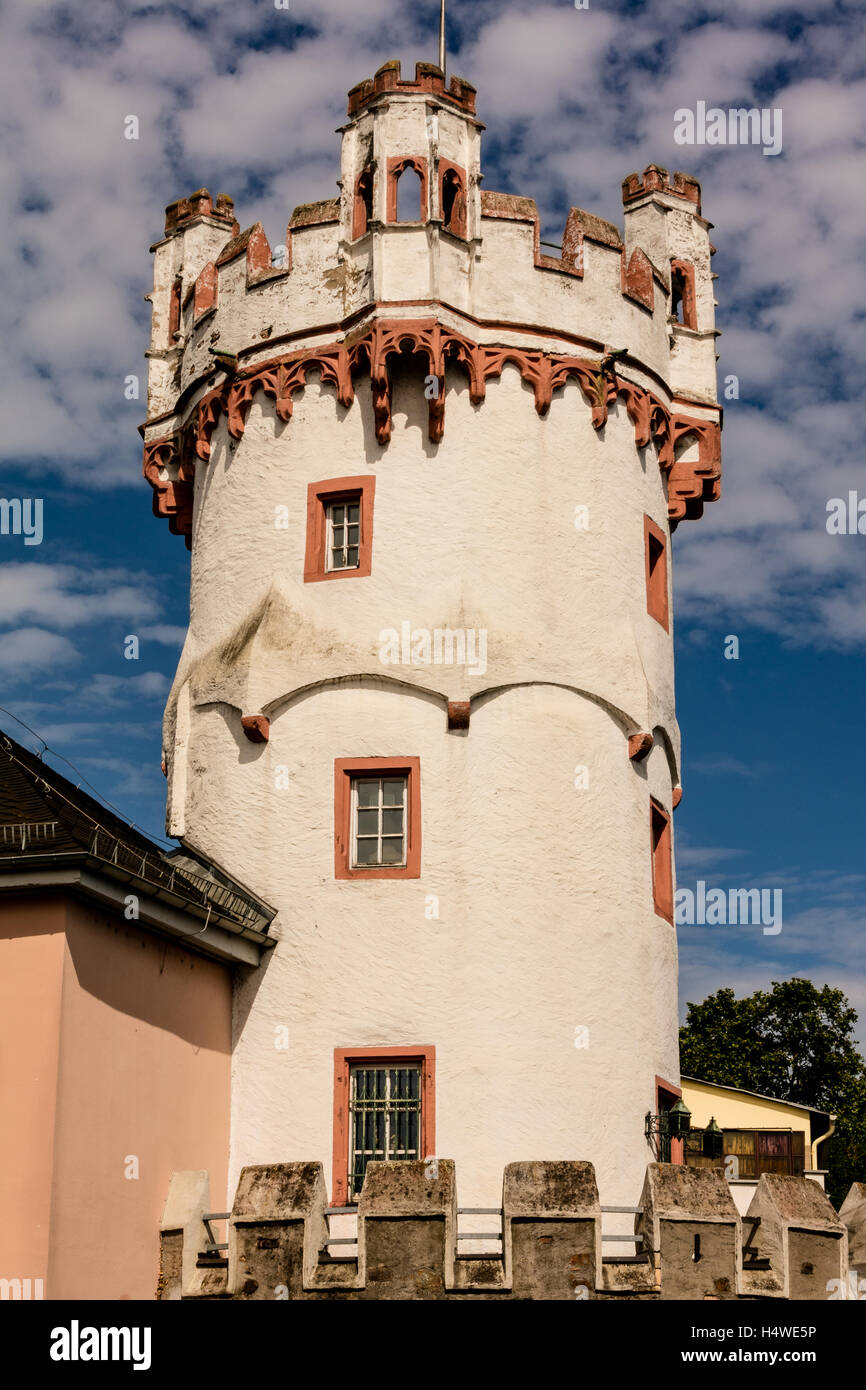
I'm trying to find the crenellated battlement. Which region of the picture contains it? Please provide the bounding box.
[163,188,239,238]
[142,70,721,514]
[158,1160,858,1302]
[622,164,702,212]
[347,59,477,118]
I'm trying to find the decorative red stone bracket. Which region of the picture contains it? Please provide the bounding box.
[447,701,470,731]
[241,715,270,744]
[628,732,654,762]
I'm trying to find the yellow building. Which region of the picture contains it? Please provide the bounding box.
[680,1075,835,1215]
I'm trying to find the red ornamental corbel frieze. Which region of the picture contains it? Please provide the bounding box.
[666,414,722,520]
[142,318,720,538]
[195,386,225,462]
[142,434,194,544]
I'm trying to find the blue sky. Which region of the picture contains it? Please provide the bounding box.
[1,0,864,1043]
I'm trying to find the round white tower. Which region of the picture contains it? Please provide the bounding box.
[142,60,722,1213]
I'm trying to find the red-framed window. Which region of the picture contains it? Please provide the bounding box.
[332,1045,436,1204]
[650,797,673,924]
[304,476,375,583]
[439,160,467,238]
[644,515,669,631]
[334,756,421,880]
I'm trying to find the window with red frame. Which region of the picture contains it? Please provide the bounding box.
[650,797,673,924]
[334,757,421,880]
[304,476,375,583]
[332,1046,436,1205]
[645,515,669,631]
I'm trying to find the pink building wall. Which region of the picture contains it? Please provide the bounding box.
[0,895,232,1299]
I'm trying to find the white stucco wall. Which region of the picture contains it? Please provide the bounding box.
[164,367,681,1211]
[183,676,678,1211]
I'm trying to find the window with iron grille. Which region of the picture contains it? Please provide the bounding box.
[326,498,361,571]
[348,1065,422,1201]
[351,775,407,868]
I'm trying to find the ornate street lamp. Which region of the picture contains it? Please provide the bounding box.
[645,1098,692,1160]
[703,1116,724,1160]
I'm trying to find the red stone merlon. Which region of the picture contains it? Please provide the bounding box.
[348,60,477,118]
[215,222,282,286]
[622,164,701,214]
[163,188,239,238]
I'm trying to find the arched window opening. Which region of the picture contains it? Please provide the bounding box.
[669,259,697,330]
[441,168,464,235]
[671,268,687,324]
[396,165,423,223]
[168,277,182,340]
[353,168,374,239]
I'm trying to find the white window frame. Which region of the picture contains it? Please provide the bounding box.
[325,496,361,572]
[350,775,407,869]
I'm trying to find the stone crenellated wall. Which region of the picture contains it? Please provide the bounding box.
[158,1161,859,1302]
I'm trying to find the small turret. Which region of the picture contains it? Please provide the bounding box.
[145,189,239,418]
[621,164,719,405]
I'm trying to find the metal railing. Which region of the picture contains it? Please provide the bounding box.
[600,1204,647,1261]
[201,1212,230,1255]
[456,1208,502,1251]
[320,1205,507,1258]
[85,822,267,932]
[0,821,58,848]
[204,1202,654,1265]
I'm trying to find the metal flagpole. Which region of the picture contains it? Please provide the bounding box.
[438,0,446,74]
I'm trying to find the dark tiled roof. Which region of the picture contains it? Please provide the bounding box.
[0,732,274,939]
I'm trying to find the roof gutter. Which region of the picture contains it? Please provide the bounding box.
[0,864,275,967]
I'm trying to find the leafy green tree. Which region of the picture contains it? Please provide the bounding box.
[679,978,866,1207]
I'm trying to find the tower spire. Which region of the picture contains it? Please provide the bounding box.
[438,0,446,75]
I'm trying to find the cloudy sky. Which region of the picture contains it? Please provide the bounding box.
[1,0,864,1045]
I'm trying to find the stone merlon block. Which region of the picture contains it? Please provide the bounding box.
[228,1162,329,1299]
[158,1169,210,1300]
[840,1182,866,1273]
[744,1173,847,1300]
[637,1163,741,1300]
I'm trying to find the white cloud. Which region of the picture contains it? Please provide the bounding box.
[139,624,186,645]
[77,671,170,706]
[0,626,80,675]
[0,0,862,663]
[0,564,159,628]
